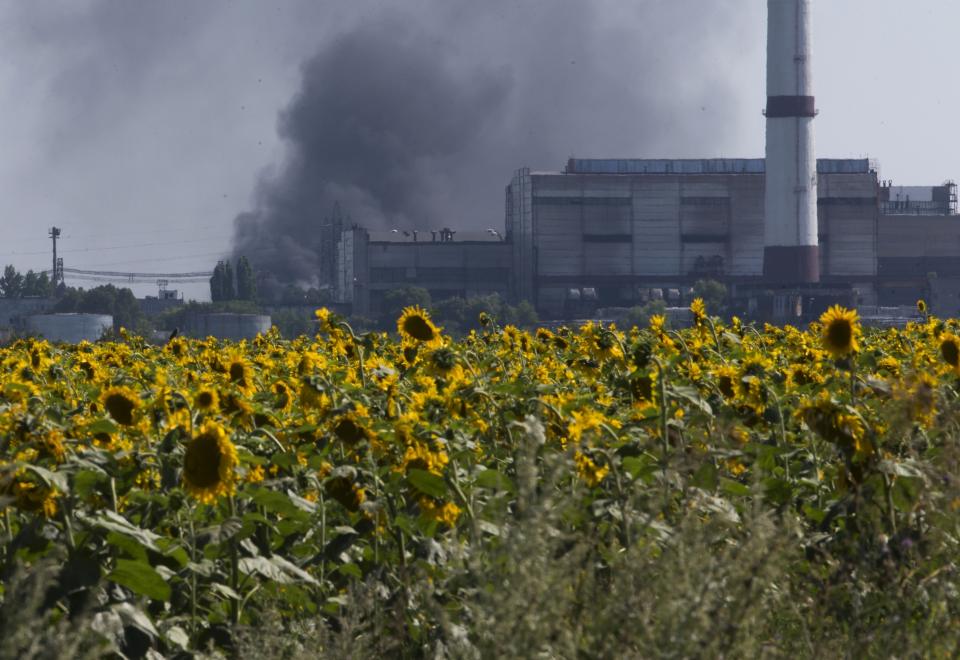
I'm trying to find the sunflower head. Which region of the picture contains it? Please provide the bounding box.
[397,306,442,346]
[942,333,960,373]
[228,357,250,385]
[325,473,365,512]
[690,297,707,321]
[917,299,928,314]
[331,412,371,445]
[182,421,238,503]
[101,386,141,426]
[819,305,860,359]
[193,387,219,411]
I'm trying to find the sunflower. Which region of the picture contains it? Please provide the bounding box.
[325,475,366,512]
[193,387,219,412]
[690,297,707,322]
[940,333,960,373]
[101,386,141,426]
[12,480,59,518]
[331,412,372,445]
[917,299,928,315]
[314,307,332,329]
[574,450,609,487]
[227,355,255,394]
[397,306,442,346]
[182,420,238,503]
[272,380,294,412]
[713,365,738,399]
[819,305,860,359]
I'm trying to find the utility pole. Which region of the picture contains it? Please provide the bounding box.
[49,227,62,287]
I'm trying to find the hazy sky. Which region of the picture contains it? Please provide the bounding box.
[0,1,955,300]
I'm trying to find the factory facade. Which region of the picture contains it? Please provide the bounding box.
[507,158,881,317]
[335,159,960,320]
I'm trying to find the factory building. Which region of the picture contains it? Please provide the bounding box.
[337,227,511,317]
[331,0,960,323]
[878,182,960,313]
[505,158,879,317]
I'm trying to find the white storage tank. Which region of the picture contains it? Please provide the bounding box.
[181,313,271,341]
[26,313,113,343]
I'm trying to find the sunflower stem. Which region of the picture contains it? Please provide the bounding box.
[227,495,240,626]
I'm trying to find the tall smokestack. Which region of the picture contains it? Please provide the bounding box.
[764,0,819,283]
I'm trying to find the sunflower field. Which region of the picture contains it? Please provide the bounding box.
[3,303,960,657]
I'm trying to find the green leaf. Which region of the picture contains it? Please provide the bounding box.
[878,460,925,479]
[692,461,719,492]
[720,478,751,497]
[763,477,793,505]
[112,602,158,639]
[238,556,318,585]
[475,469,514,492]
[286,489,318,513]
[250,488,308,519]
[667,385,712,415]
[22,464,68,492]
[210,583,242,601]
[407,469,447,498]
[622,455,657,480]
[197,517,244,545]
[108,559,171,602]
[84,418,119,436]
[81,510,162,552]
[164,625,191,651]
[106,532,148,562]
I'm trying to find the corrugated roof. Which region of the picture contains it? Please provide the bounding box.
[565,158,872,175]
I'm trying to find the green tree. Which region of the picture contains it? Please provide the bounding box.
[431,294,539,336]
[380,286,431,329]
[622,299,668,330]
[210,261,229,302]
[236,256,257,302]
[693,279,728,316]
[22,270,52,297]
[223,260,236,300]
[0,265,24,299]
[53,284,147,333]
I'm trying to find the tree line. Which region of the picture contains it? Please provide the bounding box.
[210,257,256,302]
[0,265,54,298]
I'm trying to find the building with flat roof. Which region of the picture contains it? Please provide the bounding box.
[338,227,511,317]
[506,158,879,317]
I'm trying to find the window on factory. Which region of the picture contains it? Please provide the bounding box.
[370,267,408,282]
[583,233,632,243]
[534,196,631,206]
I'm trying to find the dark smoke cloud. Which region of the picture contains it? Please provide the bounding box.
[233,0,758,288]
[233,16,512,283]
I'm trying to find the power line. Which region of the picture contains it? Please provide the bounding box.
[63,274,211,284]
[63,267,213,278]
[0,235,227,258]
[1,223,225,244]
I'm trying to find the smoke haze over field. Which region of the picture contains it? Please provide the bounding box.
[231,0,759,286]
[5,2,960,299]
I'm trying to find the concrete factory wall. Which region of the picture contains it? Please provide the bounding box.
[181,313,271,340]
[507,160,879,316]
[877,214,960,310]
[345,228,512,317]
[25,313,113,343]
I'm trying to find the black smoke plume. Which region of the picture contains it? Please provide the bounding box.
[233,1,756,289]
[232,17,511,286]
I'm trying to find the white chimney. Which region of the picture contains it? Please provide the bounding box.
[764,0,819,283]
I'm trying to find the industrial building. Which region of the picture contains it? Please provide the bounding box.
[505,158,879,317]
[329,0,960,323]
[334,164,960,321]
[338,228,510,317]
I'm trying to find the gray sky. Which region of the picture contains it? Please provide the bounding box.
[0,1,955,300]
